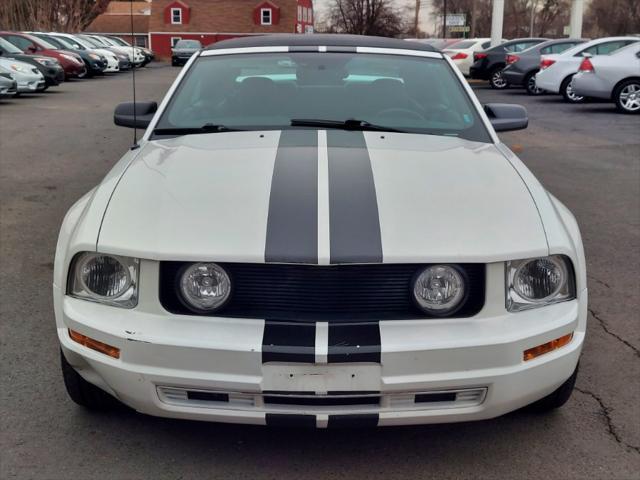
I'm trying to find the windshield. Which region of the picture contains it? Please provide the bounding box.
[108,36,129,46]
[35,34,66,50]
[29,35,57,50]
[74,36,99,49]
[54,36,85,50]
[155,52,490,142]
[96,36,116,46]
[175,40,201,49]
[82,36,107,47]
[0,37,22,54]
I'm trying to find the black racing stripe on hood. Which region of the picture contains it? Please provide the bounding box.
[265,130,318,264]
[327,131,383,264]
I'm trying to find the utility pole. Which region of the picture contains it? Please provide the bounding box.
[471,0,477,38]
[490,0,504,47]
[529,0,537,36]
[442,0,447,39]
[414,0,421,37]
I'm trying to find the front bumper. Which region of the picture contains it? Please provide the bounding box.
[63,63,86,78]
[0,82,18,96]
[55,261,587,427]
[16,78,46,92]
[172,55,192,65]
[44,67,65,86]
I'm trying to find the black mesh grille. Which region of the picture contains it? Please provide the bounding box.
[159,263,485,322]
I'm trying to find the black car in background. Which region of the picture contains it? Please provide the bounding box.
[501,38,588,95]
[0,36,64,88]
[470,37,548,89]
[171,39,202,66]
[31,33,105,78]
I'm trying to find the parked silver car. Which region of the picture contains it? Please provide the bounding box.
[0,57,45,93]
[572,43,640,113]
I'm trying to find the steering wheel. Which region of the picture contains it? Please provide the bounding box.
[373,108,426,123]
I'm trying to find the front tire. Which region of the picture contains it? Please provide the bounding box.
[489,67,508,89]
[525,363,579,413]
[613,79,640,114]
[60,349,122,410]
[561,75,585,103]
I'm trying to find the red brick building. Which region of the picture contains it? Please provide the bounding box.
[148,0,314,59]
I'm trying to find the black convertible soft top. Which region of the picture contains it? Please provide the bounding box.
[205,34,437,52]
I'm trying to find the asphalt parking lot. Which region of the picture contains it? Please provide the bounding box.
[1,64,639,479]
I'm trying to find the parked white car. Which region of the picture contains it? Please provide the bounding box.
[572,43,640,114]
[55,35,586,428]
[442,38,503,76]
[82,34,146,66]
[48,33,120,73]
[535,36,639,102]
[0,57,45,93]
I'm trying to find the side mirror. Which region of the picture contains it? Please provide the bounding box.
[27,46,37,53]
[483,103,528,132]
[114,101,157,128]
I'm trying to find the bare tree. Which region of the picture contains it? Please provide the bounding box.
[324,0,410,37]
[0,0,110,32]
[584,0,640,37]
[430,0,571,38]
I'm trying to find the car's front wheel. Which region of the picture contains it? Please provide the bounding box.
[525,363,579,413]
[60,349,122,410]
[525,71,543,95]
[489,66,508,89]
[613,79,640,114]
[561,75,585,103]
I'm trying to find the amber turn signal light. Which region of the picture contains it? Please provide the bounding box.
[523,333,573,361]
[69,329,120,359]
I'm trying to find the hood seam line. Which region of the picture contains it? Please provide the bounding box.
[496,143,551,255]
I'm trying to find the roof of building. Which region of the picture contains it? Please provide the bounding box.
[85,14,150,34]
[206,34,438,51]
[104,1,150,15]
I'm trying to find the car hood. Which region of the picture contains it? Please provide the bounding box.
[97,130,549,263]
[172,48,198,54]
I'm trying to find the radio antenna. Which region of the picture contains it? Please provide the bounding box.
[130,0,138,148]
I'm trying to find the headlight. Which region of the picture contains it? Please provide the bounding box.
[178,263,231,313]
[89,53,100,60]
[10,64,24,72]
[68,252,139,308]
[60,53,77,62]
[506,255,575,312]
[412,265,467,315]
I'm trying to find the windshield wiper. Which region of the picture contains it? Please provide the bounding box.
[152,123,242,137]
[290,118,407,133]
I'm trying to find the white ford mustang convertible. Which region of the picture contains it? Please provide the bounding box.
[54,35,587,428]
